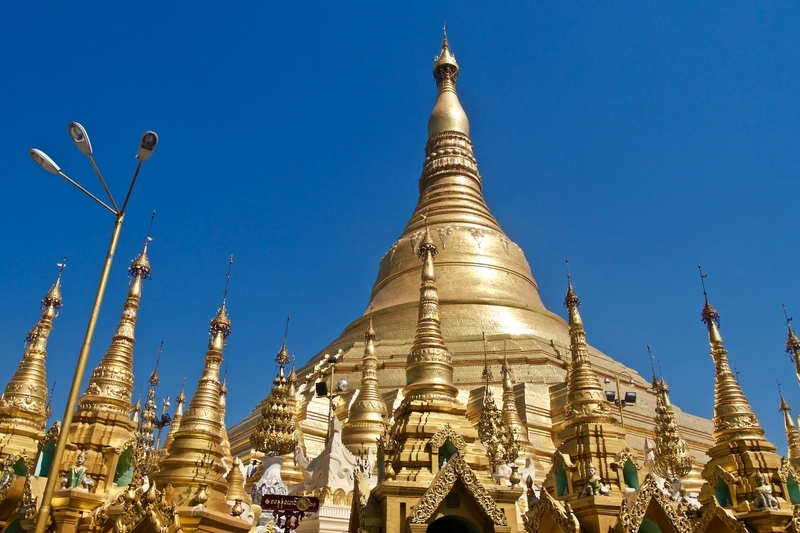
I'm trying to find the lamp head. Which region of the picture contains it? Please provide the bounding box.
[29,149,61,175]
[315,381,328,397]
[67,122,92,156]
[336,379,349,393]
[624,391,637,404]
[605,390,616,403]
[603,377,611,384]
[137,131,158,161]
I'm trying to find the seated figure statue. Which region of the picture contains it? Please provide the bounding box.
[752,471,778,511]
[60,450,94,491]
[579,465,611,497]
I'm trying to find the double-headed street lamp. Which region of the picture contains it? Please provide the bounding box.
[603,370,637,428]
[29,123,158,533]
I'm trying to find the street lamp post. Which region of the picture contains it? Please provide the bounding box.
[314,351,348,445]
[603,370,637,428]
[29,123,158,533]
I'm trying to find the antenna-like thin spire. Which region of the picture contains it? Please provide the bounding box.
[57,256,67,279]
[284,315,291,343]
[481,331,492,385]
[698,264,709,301]
[565,259,571,284]
[647,345,656,381]
[222,255,234,306]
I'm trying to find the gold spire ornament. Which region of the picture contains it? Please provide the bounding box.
[402,226,458,403]
[698,266,762,442]
[151,256,234,507]
[161,378,186,455]
[0,262,65,438]
[648,348,692,480]
[477,335,504,468]
[250,320,298,457]
[500,352,530,449]
[429,24,469,137]
[342,316,389,453]
[784,305,800,386]
[779,384,800,468]
[78,236,153,414]
[562,270,612,422]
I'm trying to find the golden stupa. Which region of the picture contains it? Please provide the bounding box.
[6,28,800,533]
[227,29,714,479]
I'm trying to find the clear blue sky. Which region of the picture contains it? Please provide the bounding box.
[2,2,800,454]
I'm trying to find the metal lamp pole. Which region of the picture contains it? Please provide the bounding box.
[29,123,158,533]
[604,370,636,428]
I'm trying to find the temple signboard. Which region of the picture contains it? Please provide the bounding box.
[260,495,319,533]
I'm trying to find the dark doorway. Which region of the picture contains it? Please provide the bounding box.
[427,515,483,533]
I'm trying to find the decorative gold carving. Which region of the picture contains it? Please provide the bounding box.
[615,447,642,471]
[429,424,466,452]
[250,340,298,456]
[691,497,748,533]
[651,376,693,479]
[617,474,691,533]
[409,453,507,526]
[524,489,579,533]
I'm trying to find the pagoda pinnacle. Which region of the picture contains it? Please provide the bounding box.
[153,290,232,503]
[697,267,763,443]
[779,386,800,466]
[783,305,800,386]
[0,264,64,433]
[650,373,693,480]
[500,353,530,448]
[343,316,389,453]
[428,24,469,138]
[78,236,153,414]
[562,271,613,423]
[160,379,186,454]
[403,227,458,403]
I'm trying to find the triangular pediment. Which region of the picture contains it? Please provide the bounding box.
[408,453,507,526]
[691,498,748,533]
[523,489,580,533]
[616,474,691,533]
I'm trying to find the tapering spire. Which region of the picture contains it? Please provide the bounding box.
[0,262,65,433]
[152,257,234,504]
[428,24,469,138]
[697,266,763,443]
[249,319,298,456]
[477,333,504,467]
[343,316,389,452]
[219,369,233,468]
[500,352,530,447]
[562,264,612,422]
[783,305,800,385]
[161,378,186,453]
[779,383,800,466]
[648,346,692,480]
[403,225,458,403]
[134,355,160,476]
[79,233,154,414]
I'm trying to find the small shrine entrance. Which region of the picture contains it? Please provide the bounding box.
[427,515,482,533]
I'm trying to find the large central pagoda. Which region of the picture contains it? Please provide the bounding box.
[228,30,712,485]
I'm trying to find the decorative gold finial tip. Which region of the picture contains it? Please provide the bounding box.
[365,316,377,341]
[417,228,438,259]
[276,341,290,365]
[700,299,720,327]
[563,280,581,309]
[786,328,800,354]
[433,26,459,86]
[220,377,228,396]
[780,392,791,412]
[176,385,186,404]
[129,239,153,279]
[42,279,64,311]
[210,305,232,339]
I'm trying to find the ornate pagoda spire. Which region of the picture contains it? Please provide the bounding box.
[0,261,65,434]
[160,379,186,454]
[477,333,504,467]
[79,235,152,414]
[698,267,763,443]
[249,319,298,457]
[402,226,458,403]
[428,24,469,138]
[133,356,160,477]
[562,268,612,423]
[500,352,530,448]
[648,348,692,480]
[152,256,234,507]
[342,316,389,453]
[219,370,233,468]
[783,305,800,386]
[779,385,800,467]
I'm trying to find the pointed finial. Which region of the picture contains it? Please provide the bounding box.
[176,375,187,404]
[365,314,377,342]
[150,341,163,387]
[698,265,720,326]
[210,256,234,339]
[564,259,580,309]
[42,257,66,310]
[784,304,800,358]
[45,380,57,419]
[647,344,657,383]
[442,23,448,49]
[130,212,155,279]
[275,316,291,365]
[220,366,228,396]
[433,23,459,87]
[481,332,492,384]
